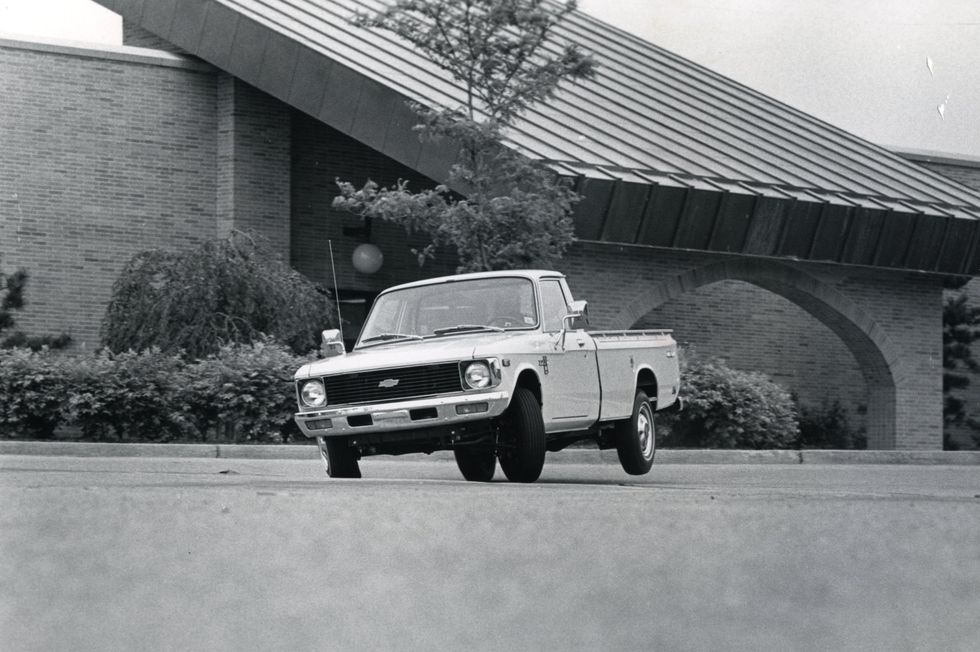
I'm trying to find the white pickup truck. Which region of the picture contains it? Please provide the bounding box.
[293,270,681,482]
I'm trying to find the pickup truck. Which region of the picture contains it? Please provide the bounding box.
[293,270,681,483]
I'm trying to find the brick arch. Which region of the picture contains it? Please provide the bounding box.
[611,259,901,449]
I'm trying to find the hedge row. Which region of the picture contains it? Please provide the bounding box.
[1,344,862,449]
[0,341,312,443]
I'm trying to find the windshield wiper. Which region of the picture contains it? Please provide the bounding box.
[432,324,505,336]
[360,332,424,344]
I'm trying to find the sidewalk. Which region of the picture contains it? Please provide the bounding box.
[2,440,980,464]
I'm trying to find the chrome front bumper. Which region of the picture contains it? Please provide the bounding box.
[294,390,511,438]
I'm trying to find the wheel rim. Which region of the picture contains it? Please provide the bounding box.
[637,406,654,459]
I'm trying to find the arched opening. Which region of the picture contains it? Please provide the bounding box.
[611,260,900,449]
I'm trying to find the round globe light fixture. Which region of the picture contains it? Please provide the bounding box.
[352,243,383,274]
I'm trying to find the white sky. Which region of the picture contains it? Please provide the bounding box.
[2,0,979,159]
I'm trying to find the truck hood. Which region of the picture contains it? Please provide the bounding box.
[295,332,529,379]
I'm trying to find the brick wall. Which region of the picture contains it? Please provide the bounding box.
[0,40,218,348]
[634,279,868,429]
[555,243,944,450]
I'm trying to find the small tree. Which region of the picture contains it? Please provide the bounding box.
[0,256,71,351]
[334,0,596,272]
[943,291,980,447]
[101,232,335,359]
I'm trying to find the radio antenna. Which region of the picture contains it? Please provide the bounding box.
[328,239,344,342]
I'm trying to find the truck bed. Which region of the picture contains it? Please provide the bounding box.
[589,329,679,422]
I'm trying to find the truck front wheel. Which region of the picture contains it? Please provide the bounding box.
[317,436,361,478]
[454,447,496,482]
[615,391,656,475]
[497,387,546,483]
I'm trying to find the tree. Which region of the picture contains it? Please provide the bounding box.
[101,232,335,359]
[942,291,980,447]
[0,256,71,351]
[333,0,597,272]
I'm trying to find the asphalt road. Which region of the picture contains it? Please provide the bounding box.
[2,455,979,652]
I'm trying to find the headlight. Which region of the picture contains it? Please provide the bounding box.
[463,362,492,389]
[300,379,327,407]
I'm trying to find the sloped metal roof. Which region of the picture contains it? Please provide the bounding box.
[94,0,980,275]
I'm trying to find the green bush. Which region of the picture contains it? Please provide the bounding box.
[180,340,312,443]
[66,349,187,442]
[101,232,334,359]
[1,342,311,443]
[0,349,71,438]
[659,353,799,449]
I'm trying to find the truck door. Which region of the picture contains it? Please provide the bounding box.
[537,279,600,432]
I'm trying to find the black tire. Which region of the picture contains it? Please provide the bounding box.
[615,391,656,475]
[317,436,361,478]
[497,387,546,483]
[454,447,496,482]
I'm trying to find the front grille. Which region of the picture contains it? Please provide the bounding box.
[322,363,463,406]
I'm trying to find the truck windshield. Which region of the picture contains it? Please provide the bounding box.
[358,277,538,346]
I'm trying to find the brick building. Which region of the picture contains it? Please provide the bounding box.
[3,0,980,450]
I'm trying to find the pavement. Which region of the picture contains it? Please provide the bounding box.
[2,439,980,464]
[3,455,979,651]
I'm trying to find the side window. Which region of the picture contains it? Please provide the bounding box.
[540,280,570,332]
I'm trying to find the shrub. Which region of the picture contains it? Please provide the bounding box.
[179,339,312,443]
[101,232,335,359]
[2,342,311,443]
[796,399,866,450]
[0,349,72,438]
[66,349,187,442]
[659,352,799,449]
[1,255,71,351]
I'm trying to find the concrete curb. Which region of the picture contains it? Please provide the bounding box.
[799,450,980,465]
[2,441,979,464]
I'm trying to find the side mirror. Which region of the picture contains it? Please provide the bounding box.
[563,300,589,330]
[320,329,346,358]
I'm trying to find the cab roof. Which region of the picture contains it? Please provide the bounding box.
[381,270,565,294]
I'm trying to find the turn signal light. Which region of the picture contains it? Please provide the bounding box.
[456,403,489,415]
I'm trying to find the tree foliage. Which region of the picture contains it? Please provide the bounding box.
[0,256,71,351]
[101,233,335,359]
[942,291,980,439]
[334,0,597,272]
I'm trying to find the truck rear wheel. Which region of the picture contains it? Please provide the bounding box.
[498,387,546,483]
[454,447,496,482]
[615,391,656,475]
[317,436,361,478]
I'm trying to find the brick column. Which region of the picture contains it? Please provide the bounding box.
[216,74,291,259]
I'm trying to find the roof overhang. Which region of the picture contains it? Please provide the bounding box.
[92,0,980,276]
[567,168,980,276]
